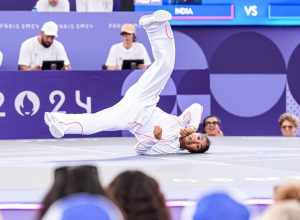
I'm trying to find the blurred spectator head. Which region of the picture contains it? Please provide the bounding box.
[274,181,300,202]
[106,170,171,220]
[278,113,299,137]
[193,192,250,220]
[120,24,136,43]
[261,200,300,220]
[203,115,223,136]
[39,165,106,219]
[41,193,124,220]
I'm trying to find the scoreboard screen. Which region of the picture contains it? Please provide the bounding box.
[134,0,300,26]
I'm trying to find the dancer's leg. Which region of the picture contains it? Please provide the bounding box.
[44,97,134,138]
[45,10,175,138]
[126,10,175,106]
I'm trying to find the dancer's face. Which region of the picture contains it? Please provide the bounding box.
[180,133,208,153]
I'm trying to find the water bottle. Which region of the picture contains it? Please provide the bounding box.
[32,5,37,12]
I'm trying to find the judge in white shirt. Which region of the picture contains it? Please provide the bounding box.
[105,23,151,71]
[35,0,70,12]
[76,0,113,12]
[18,21,71,71]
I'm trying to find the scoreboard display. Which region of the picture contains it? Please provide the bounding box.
[134,0,300,25]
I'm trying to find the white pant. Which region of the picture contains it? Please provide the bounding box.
[55,22,175,135]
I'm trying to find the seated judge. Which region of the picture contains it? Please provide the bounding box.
[105,24,151,71]
[76,0,113,12]
[18,21,71,71]
[35,0,70,12]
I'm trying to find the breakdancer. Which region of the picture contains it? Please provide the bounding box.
[45,10,210,155]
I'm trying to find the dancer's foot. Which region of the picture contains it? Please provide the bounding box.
[44,112,64,138]
[139,10,172,26]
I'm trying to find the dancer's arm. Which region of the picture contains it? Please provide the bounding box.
[180,127,195,138]
[135,137,179,155]
[179,103,203,132]
[135,138,159,155]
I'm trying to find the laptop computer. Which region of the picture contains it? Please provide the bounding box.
[122,59,144,70]
[42,60,64,70]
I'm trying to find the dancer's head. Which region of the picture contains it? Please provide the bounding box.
[180,133,210,153]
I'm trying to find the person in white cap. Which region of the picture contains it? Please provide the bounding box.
[35,0,70,12]
[105,23,151,70]
[45,10,210,155]
[76,0,113,12]
[18,21,71,71]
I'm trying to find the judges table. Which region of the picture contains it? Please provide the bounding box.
[0,70,212,139]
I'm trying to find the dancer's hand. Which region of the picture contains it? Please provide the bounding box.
[153,126,162,140]
[180,127,195,138]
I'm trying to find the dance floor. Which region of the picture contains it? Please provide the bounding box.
[0,136,300,204]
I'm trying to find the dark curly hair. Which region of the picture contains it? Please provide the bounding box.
[106,170,171,220]
[38,165,106,220]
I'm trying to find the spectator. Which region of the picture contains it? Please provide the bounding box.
[105,23,151,70]
[38,165,106,219]
[76,0,113,12]
[203,115,224,136]
[261,181,300,220]
[0,50,3,68]
[35,0,70,12]
[278,113,299,137]
[41,193,124,220]
[106,170,171,220]
[193,192,250,220]
[261,200,300,220]
[273,181,300,202]
[18,21,71,71]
